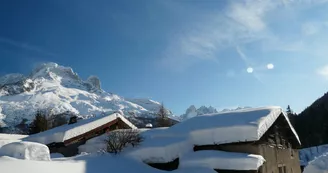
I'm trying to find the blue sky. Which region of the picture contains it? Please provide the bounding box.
[1,0,328,115]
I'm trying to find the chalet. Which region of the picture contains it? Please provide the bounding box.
[126,106,301,173]
[24,112,137,157]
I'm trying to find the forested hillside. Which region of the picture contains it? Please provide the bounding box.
[292,92,328,148]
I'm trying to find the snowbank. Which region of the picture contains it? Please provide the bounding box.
[79,128,191,163]
[179,150,265,170]
[0,139,21,148]
[24,113,136,145]
[0,134,28,149]
[299,144,328,166]
[174,167,217,173]
[125,136,192,163]
[0,153,219,173]
[0,141,50,161]
[303,152,328,173]
[79,128,170,154]
[0,156,86,173]
[78,134,108,153]
[165,106,300,146]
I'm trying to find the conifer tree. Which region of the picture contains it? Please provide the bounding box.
[156,103,172,127]
[29,110,50,134]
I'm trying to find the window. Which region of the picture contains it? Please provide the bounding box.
[278,165,287,173]
[288,143,294,158]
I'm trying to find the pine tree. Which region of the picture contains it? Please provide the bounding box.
[29,110,50,134]
[156,103,172,127]
[286,105,293,115]
[286,105,295,126]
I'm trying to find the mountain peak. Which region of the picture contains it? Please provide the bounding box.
[180,105,218,120]
[180,105,252,120]
[0,62,177,130]
[86,76,101,90]
[31,62,79,81]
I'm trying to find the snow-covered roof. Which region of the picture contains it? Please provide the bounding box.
[125,136,192,163]
[165,106,300,145]
[179,150,265,171]
[0,134,28,140]
[24,113,137,145]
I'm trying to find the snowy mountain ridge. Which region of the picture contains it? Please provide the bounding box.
[180,105,252,120]
[180,105,218,120]
[0,62,176,128]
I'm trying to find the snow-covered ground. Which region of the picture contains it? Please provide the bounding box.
[0,152,218,173]
[303,152,328,173]
[299,144,328,167]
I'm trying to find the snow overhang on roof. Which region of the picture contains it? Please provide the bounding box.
[180,150,265,171]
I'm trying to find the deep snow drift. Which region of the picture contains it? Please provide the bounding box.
[0,62,177,128]
[303,152,328,173]
[0,141,50,161]
[299,144,328,167]
[0,153,217,173]
[179,150,265,170]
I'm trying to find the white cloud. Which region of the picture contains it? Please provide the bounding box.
[226,0,273,32]
[267,63,274,69]
[317,65,328,78]
[161,0,328,71]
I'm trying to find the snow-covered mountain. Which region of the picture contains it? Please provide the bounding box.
[0,62,176,128]
[180,105,219,120]
[180,105,252,120]
[220,106,252,112]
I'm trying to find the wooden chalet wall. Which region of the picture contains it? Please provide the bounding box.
[48,117,134,157]
[256,115,301,173]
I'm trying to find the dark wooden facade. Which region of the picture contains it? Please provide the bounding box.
[48,117,133,157]
[148,158,179,171]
